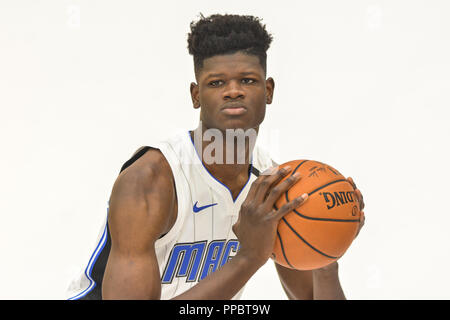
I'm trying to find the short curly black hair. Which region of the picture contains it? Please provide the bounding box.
[187,13,273,77]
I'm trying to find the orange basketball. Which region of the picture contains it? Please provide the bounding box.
[272,159,362,270]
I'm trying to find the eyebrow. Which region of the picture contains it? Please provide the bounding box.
[204,71,260,80]
[205,73,225,80]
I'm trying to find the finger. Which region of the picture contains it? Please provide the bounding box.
[246,166,285,200]
[264,171,302,206]
[260,166,279,176]
[360,210,365,224]
[355,210,365,238]
[253,166,293,202]
[355,189,365,210]
[272,193,308,221]
[347,177,357,190]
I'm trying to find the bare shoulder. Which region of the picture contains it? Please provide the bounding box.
[117,146,174,194]
[108,147,177,248]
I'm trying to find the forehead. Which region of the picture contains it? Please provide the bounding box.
[198,52,264,79]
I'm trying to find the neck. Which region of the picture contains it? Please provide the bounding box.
[190,123,259,198]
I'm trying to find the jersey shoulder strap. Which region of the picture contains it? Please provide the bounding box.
[119,146,156,173]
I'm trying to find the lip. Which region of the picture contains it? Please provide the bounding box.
[221,104,247,116]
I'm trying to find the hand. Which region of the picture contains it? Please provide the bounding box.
[311,178,364,277]
[232,166,309,267]
[347,177,365,238]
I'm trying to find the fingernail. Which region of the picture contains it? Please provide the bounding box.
[293,172,301,178]
[298,193,308,200]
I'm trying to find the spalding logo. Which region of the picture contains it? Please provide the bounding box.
[320,191,356,209]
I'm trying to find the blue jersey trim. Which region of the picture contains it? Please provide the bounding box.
[188,131,253,203]
[68,216,109,300]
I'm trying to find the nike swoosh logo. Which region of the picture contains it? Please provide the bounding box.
[193,201,218,213]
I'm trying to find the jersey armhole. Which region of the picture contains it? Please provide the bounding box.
[152,141,190,249]
[119,146,155,173]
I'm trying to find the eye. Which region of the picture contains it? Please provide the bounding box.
[242,78,256,84]
[209,80,224,87]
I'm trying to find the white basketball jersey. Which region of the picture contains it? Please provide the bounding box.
[66,130,273,300]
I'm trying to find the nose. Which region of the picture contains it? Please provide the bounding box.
[223,80,245,100]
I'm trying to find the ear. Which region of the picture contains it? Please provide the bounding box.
[265,77,275,104]
[190,82,200,109]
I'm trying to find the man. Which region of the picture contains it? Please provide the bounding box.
[67,13,365,300]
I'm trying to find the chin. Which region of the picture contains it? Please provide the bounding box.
[202,116,262,133]
[220,121,257,132]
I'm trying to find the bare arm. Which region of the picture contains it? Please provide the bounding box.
[102,149,176,299]
[311,262,345,300]
[275,263,314,300]
[275,260,345,300]
[103,154,309,300]
[102,150,259,300]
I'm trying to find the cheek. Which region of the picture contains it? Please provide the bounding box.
[255,105,266,124]
[252,92,268,116]
[199,94,221,116]
[198,93,217,116]
[199,103,221,127]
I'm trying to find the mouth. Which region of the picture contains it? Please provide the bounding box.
[221,103,247,116]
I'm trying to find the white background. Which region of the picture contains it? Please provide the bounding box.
[1,0,449,299]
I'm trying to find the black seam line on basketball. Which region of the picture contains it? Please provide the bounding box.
[275,198,359,223]
[277,230,295,269]
[286,178,360,223]
[291,160,309,175]
[281,217,340,260]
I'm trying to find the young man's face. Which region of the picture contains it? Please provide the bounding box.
[191,51,274,132]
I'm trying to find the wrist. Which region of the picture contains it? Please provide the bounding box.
[313,261,339,277]
[234,250,267,270]
[311,261,345,300]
